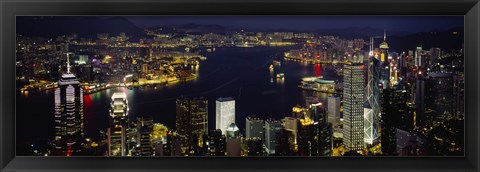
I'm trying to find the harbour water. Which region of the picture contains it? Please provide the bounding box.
[16,46,341,147]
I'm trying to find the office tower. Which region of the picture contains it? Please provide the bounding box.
[378,30,390,88]
[265,119,283,155]
[175,97,208,154]
[275,129,295,156]
[216,97,235,135]
[327,96,341,127]
[452,72,465,119]
[366,55,381,143]
[342,62,365,151]
[415,72,435,126]
[163,131,181,156]
[139,125,153,156]
[247,137,263,156]
[429,72,454,122]
[415,47,426,68]
[298,116,318,156]
[54,53,84,156]
[381,85,411,156]
[207,129,226,156]
[282,117,298,145]
[226,123,241,156]
[108,92,129,156]
[246,117,264,140]
[310,104,333,156]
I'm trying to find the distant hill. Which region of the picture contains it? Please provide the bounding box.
[17,16,145,41]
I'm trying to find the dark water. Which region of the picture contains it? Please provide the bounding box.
[16,46,340,147]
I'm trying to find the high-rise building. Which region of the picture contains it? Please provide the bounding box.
[247,137,263,156]
[265,119,283,155]
[175,97,208,154]
[226,123,241,156]
[207,129,226,156]
[274,129,295,156]
[327,96,341,127]
[365,55,381,143]
[282,117,298,145]
[216,97,235,135]
[342,62,365,151]
[363,102,374,145]
[108,92,129,156]
[246,117,264,140]
[54,53,84,156]
[381,86,411,156]
[415,72,435,126]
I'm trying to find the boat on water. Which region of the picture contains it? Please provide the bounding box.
[272,60,281,66]
[276,73,285,78]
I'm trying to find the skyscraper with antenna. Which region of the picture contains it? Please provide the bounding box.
[54,53,84,156]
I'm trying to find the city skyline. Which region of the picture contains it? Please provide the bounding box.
[16,16,464,157]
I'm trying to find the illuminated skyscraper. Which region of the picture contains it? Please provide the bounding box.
[365,55,381,144]
[342,62,365,151]
[108,92,129,156]
[54,53,84,156]
[216,97,235,135]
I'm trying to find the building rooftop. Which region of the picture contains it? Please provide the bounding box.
[217,97,234,102]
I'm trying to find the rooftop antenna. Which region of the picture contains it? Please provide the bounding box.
[383,29,386,41]
[66,53,72,74]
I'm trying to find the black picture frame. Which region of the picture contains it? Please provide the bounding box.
[1,0,479,171]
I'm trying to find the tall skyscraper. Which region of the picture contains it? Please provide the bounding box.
[54,53,84,156]
[175,97,208,154]
[216,97,235,134]
[342,62,365,151]
[265,119,283,155]
[108,92,129,156]
[381,86,410,156]
[365,55,381,144]
[246,117,264,140]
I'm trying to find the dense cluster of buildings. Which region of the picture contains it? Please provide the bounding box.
[18,29,464,156]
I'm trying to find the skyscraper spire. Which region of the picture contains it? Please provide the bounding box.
[66,53,71,74]
[383,29,386,41]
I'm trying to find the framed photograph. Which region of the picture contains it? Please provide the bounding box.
[1,0,479,171]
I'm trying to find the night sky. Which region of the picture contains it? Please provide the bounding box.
[124,16,464,32]
[17,16,464,37]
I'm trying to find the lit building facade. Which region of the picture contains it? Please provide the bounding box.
[108,92,129,156]
[54,54,84,156]
[216,97,235,134]
[342,62,365,151]
[327,96,341,127]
